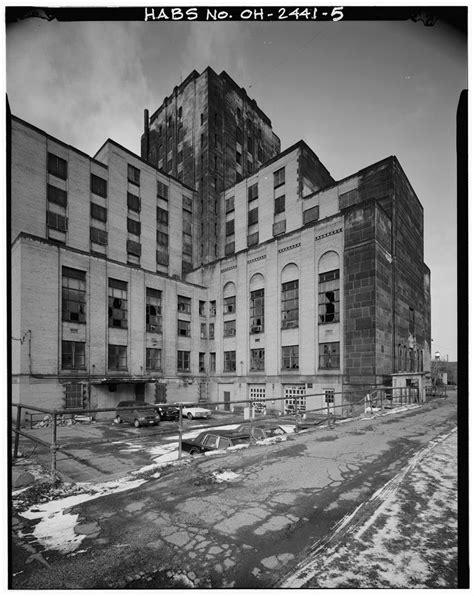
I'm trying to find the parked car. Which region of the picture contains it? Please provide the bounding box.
[182,430,251,455]
[115,401,161,428]
[180,403,212,420]
[154,403,179,421]
[236,422,293,439]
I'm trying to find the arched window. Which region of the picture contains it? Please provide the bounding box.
[249,273,265,333]
[318,251,340,324]
[281,263,299,329]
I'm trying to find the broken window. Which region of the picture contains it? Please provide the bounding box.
[318,270,340,324]
[281,280,299,329]
[62,267,86,323]
[223,320,236,337]
[319,342,340,369]
[177,295,191,314]
[146,288,162,333]
[108,278,128,329]
[250,348,265,371]
[223,295,236,314]
[199,352,205,373]
[250,289,264,333]
[282,345,299,370]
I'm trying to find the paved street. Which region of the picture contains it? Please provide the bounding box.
[11,394,458,589]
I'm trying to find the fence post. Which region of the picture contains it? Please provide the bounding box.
[178,405,183,460]
[50,412,58,481]
[13,405,22,459]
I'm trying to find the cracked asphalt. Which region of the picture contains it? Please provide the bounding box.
[11,394,458,589]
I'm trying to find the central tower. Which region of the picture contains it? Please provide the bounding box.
[141,67,281,266]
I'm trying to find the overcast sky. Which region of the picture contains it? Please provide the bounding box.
[6,10,466,360]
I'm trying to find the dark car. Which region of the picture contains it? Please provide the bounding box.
[181,430,252,455]
[115,401,161,428]
[154,403,179,421]
[236,422,293,440]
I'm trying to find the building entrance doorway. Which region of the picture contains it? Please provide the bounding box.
[135,384,145,401]
[223,391,231,411]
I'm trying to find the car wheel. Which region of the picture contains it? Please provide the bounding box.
[187,412,194,420]
[134,419,140,428]
[115,415,122,424]
[189,448,199,456]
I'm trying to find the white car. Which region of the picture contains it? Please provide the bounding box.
[180,404,212,420]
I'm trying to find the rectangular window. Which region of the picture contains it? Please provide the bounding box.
[247,137,254,154]
[127,239,141,257]
[210,352,216,372]
[178,320,191,337]
[281,280,299,329]
[146,287,162,333]
[146,348,162,371]
[47,211,68,232]
[247,232,259,247]
[177,295,191,314]
[157,207,168,225]
[250,348,265,371]
[225,196,235,213]
[47,184,67,208]
[274,167,285,188]
[90,174,107,197]
[183,196,193,212]
[282,345,299,370]
[62,341,85,370]
[303,205,319,225]
[177,350,190,372]
[209,322,215,339]
[325,389,335,403]
[157,180,168,200]
[224,295,236,314]
[226,220,235,236]
[47,153,67,180]
[224,350,236,372]
[210,301,216,317]
[273,220,286,236]
[156,250,169,266]
[248,207,258,226]
[248,182,258,202]
[224,320,236,337]
[127,218,141,236]
[157,230,169,247]
[128,164,140,186]
[275,195,285,214]
[319,342,340,369]
[199,352,206,373]
[250,289,264,333]
[200,322,207,339]
[225,242,235,256]
[108,344,127,370]
[319,270,340,324]
[127,192,140,212]
[62,266,86,323]
[183,235,193,256]
[199,300,206,316]
[90,202,107,222]
[90,227,108,245]
[64,383,84,409]
[108,278,128,329]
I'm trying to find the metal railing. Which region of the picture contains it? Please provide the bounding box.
[11,387,420,481]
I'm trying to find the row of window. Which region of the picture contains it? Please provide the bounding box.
[61,342,340,372]
[62,269,340,331]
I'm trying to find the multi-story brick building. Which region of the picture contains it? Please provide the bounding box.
[10,68,431,416]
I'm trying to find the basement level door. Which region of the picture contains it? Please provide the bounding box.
[135,384,145,402]
[223,391,231,411]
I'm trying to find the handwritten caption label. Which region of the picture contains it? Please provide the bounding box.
[144,7,344,22]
